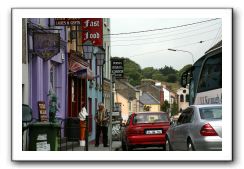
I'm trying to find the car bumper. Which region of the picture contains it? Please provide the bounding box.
[127,134,166,145]
[194,137,222,151]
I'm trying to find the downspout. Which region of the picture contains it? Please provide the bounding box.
[64,25,68,121]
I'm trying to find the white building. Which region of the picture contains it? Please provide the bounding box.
[163,87,170,103]
[177,87,189,111]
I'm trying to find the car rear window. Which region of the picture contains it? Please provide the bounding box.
[133,113,169,124]
[199,107,222,120]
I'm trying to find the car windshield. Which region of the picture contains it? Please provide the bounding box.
[199,106,222,120]
[133,113,169,124]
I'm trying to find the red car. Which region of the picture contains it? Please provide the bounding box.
[121,112,170,151]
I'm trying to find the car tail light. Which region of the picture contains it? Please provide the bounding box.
[200,123,218,136]
[127,128,144,135]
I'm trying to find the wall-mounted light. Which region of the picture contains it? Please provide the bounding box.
[95,47,105,66]
[61,53,65,62]
[82,40,94,60]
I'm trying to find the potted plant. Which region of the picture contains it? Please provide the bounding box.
[48,90,58,123]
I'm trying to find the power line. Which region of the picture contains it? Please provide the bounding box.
[209,25,222,49]
[109,23,221,42]
[104,18,220,36]
[110,28,219,47]
[107,21,221,40]
[105,39,214,64]
[129,38,214,58]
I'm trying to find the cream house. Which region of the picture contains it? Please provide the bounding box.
[177,87,189,111]
[114,79,140,123]
[114,93,138,123]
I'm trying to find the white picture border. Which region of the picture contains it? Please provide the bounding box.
[12,8,232,161]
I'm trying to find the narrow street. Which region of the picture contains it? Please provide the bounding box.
[16,9,231,162]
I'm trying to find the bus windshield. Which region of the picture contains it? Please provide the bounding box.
[181,41,222,105]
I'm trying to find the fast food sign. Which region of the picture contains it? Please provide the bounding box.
[81,18,103,46]
[54,18,103,46]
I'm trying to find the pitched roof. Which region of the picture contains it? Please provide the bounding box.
[116,79,140,92]
[140,92,160,105]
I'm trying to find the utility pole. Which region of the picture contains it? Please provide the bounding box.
[109,73,113,151]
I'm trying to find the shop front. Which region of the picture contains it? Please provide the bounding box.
[68,51,94,117]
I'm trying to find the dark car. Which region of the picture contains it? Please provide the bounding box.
[121,112,170,151]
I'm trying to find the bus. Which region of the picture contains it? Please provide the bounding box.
[181,41,222,105]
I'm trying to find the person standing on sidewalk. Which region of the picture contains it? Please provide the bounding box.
[79,102,88,147]
[95,102,109,147]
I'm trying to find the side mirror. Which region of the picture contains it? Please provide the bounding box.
[180,66,193,87]
[170,121,176,126]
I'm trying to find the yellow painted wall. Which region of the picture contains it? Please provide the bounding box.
[145,104,160,112]
[114,93,129,122]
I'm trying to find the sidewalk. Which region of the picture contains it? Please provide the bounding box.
[65,141,122,151]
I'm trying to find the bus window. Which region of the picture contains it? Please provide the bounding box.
[189,79,195,104]
[197,53,222,93]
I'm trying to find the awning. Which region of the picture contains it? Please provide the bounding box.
[74,68,94,80]
[68,52,94,80]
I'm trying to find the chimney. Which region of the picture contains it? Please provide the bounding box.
[140,90,143,96]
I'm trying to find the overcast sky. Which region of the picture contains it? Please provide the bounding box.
[110,18,222,70]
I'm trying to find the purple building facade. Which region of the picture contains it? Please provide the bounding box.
[27,18,68,121]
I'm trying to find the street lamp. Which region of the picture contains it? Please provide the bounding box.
[95,47,106,102]
[168,48,195,63]
[96,48,105,66]
[82,40,94,60]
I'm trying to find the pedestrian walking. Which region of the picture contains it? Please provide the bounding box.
[79,102,88,147]
[95,102,109,147]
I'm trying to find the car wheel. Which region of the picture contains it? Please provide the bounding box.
[127,146,133,151]
[162,144,166,151]
[126,142,133,151]
[121,139,126,151]
[187,139,195,151]
[165,137,173,151]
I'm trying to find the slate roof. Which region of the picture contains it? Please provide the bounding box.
[139,92,160,105]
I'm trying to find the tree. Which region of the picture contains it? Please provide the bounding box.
[159,65,178,76]
[167,74,178,83]
[142,67,156,79]
[161,100,170,112]
[152,71,167,81]
[122,57,142,86]
[128,71,142,86]
[171,101,179,116]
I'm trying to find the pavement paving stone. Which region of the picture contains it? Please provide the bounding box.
[65,141,121,151]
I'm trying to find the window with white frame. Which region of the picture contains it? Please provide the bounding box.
[50,63,57,93]
[129,101,132,111]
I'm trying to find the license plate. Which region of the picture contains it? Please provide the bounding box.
[145,129,162,134]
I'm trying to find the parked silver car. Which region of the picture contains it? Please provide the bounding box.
[166,104,222,151]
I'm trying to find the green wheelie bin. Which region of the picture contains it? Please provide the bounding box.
[28,122,60,151]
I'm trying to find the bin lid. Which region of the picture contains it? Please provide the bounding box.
[22,104,32,122]
[29,122,61,128]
